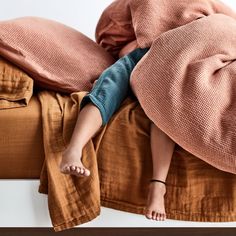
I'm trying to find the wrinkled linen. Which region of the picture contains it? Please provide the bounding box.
[37,90,105,231]
[96,0,236,58]
[130,14,236,174]
[37,90,236,232]
[0,57,33,109]
[0,95,44,179]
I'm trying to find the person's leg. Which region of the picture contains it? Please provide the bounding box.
[145,122,175,221]
[59,102,102,177]
[59,48,148,177]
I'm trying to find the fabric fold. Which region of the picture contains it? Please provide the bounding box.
[0,57,33,109]
[130,14,236,174]
[37,90,104,231]
[96,0,236,58]
[36,87,236,231]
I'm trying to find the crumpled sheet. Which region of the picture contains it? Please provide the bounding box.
[37,88,236,232]
[37,90,104,231]
[0,57,33,109]
[96,0,236,58]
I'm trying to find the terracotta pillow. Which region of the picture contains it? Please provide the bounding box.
[95,0,136,59]
[0,17,114,93]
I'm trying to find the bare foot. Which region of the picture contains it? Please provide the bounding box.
[59,147,90,177]
[145,181,167,221]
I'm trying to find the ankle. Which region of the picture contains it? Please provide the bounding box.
[64,145,82,154]
[150,179,166,192]
[150,183,166,196]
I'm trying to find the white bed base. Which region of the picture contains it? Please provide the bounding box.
[0,180,236,228]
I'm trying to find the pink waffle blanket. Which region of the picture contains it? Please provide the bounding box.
[131,14,236,174]
[96,0,236,174]
[96,0,236,57]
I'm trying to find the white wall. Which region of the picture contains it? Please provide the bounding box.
[0,0,235,40]
[0,0,114,40]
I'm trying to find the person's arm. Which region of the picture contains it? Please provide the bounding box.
[80,47,149,126]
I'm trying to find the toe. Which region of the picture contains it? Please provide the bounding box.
[76,167,81,174]
[70,165,76,171]
[75,167,88,177]
[152,211,156,220]
[163,213,167,220]
[157,213,161,221]
[80,168,85,175]
[62,164,90,177]
[160,213,165,221]
[84,169,90,176]
[145,209,152,219]
[65,166,70,173]
[155,212,159,221]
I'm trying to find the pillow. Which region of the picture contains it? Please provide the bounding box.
[95,0,136,59]
[0,17,115,93]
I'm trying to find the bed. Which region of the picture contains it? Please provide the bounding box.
[1,0,236,235]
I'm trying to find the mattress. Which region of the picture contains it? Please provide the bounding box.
[0,95,44,179]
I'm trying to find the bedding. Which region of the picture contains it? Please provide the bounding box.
[0,56,33,109]
[1,0,236,232]
[1,59,236,230]
[130,14,236,174]
[0,17,115,93]
[0,57,43,178]
[95,0,236,58]
[0,95,44,178]
[37,89,236,232]
[96,0,236,173]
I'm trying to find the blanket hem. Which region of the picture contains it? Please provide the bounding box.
[101,199,236,222]
[53,206,101,232]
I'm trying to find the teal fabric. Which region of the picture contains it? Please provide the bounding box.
[80,47,149,126]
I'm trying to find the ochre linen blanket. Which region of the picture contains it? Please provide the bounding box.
[0,57,33,109]
[37,89,236,232]
[37,91,103,231]
[1,55,236,231]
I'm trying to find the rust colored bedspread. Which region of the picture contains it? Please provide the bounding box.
[0,56,44,178]
[37,90,236,231]
[1,90,236,226]
[0,94,44,178]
